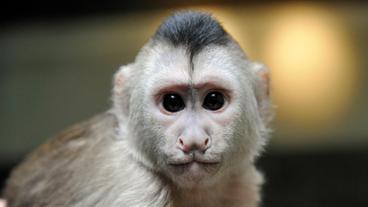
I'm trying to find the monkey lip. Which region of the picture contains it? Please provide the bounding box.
[168,159,220,167]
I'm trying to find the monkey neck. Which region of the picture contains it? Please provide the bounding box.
[169,165,262,207]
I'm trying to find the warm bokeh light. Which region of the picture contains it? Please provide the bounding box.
[262,4,358,136]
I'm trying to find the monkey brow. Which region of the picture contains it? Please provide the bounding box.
[156,84,191,94]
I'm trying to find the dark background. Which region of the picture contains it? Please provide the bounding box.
[1,1,367,206]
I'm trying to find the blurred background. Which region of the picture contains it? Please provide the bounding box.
[0,1,367,206]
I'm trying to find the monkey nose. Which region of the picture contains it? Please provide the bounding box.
[177,137,211,153]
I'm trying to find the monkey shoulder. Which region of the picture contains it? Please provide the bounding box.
[3,112,169,206]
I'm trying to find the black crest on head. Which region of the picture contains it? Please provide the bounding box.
[154,11,230,57]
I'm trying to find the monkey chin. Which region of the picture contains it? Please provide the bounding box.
[167,161,222,189]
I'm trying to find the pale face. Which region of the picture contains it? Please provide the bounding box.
[128,43,261,188]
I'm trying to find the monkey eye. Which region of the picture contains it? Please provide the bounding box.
[203,91,225,111]
[162,93,185,113]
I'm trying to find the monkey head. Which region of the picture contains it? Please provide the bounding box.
[112,11,271,189]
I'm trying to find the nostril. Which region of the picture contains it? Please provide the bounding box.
[179,138,184,146]
[178,138,190,153]
[204,138,209,146]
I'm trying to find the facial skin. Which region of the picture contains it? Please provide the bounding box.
[114,41,269,189]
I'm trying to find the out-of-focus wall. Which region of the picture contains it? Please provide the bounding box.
[0,2,367,162]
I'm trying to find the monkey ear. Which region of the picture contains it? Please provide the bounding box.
[252,62,270,100]
[113,64,133,118]
[113,65,131,94]
[249,62,273,124]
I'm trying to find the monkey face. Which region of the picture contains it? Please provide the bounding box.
[123,44,266,188]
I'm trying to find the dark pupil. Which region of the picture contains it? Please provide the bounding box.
[163,93,185,112]
[203,92,224,111]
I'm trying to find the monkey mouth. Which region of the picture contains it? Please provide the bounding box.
[167,152,222,176]
[167,153,221,166]
[169,160,220,167]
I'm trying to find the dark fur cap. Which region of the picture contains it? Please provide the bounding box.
[154,11,230,57]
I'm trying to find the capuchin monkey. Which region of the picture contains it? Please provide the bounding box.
[2,11,272,207]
